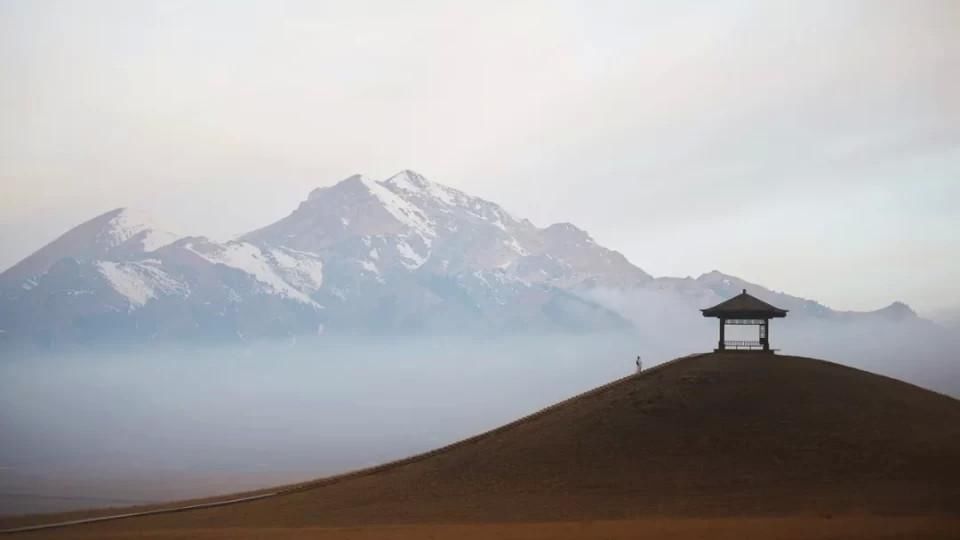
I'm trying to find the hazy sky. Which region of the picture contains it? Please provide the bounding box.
[1,1,957,314]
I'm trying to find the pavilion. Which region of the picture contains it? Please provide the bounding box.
[701,289,788,352]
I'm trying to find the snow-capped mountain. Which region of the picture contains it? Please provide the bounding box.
[0,208,180,291]
[0,171,934,349]
[244,171,650,291]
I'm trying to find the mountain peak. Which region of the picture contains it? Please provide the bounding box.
[342,173,371,186]
[0,207,180,287]
[696,270,748,288]
[876,301,917,319]
[102,207,179,251]
[698,270,734,280]
[382,170,466,208]
[101,207,143,247]
[293,173,436,243]
[385,169,429,189]
[308,174,372,200]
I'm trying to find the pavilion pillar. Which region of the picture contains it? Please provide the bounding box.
[718,317,726,351]
[763,319,770,351]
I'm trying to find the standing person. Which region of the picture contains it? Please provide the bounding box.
[636,355,642,373]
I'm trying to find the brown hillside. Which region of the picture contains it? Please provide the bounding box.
[6,352,960,537]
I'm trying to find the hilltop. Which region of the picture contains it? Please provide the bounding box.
[5,352,959,538]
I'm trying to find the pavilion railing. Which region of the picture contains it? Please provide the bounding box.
[724,340,764,350]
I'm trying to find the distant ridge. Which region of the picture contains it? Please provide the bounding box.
[0,171,936,350]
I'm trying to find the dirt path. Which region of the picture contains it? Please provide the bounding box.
[0,493,279,535]
[13,517,960,540]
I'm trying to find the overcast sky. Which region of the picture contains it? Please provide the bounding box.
[1,0,957,315]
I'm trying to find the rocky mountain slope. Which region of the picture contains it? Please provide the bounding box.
[0,171,940,351]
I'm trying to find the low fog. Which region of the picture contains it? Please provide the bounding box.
[0,334,639,516]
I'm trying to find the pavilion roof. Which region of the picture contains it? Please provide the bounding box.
[701,289,788,318]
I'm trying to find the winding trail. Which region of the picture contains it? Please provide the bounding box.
[0,493,278,534]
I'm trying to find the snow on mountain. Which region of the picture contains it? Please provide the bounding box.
[269,248,325,292]
[100,208,180,253]
[354,174,436,242]
[395,239,427,269]
[139,229,181,252]
[0,208,181,292]
[184,240,323,308]
[381,170,522,232]
[244,172,493,279]
[383,170,462,206]
[96,259,189,309]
